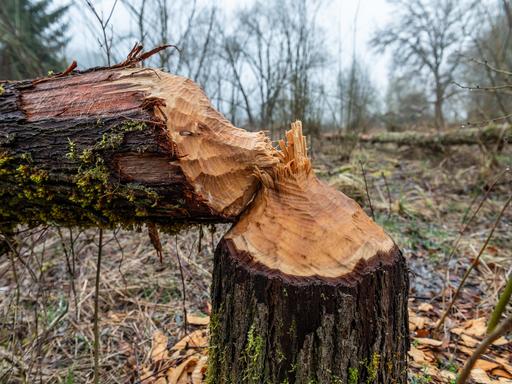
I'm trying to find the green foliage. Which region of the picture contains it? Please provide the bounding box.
[242,324,265,383]
[348,367,359,384]
[0,0,69,79]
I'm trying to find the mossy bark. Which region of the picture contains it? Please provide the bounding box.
[326,124,511,148]
[0,76,229,229]
[208,239,409,384]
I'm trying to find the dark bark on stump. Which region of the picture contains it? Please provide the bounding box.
[208,239,409,384]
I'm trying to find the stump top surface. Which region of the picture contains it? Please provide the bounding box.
[226,122,396,279]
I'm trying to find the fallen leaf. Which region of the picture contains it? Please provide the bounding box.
[172,330,209,351]
[494,357,512,375]
[492,336,509,346]
[471,368,492,384]
[192,355,208,384]
[415,337,443,347]
[493,368,512,379]
[474,359,500,372]
[460,334,479,348]
[167,355,198,384]
[408,346,428,363]
[439,370,457,381]
[151,331,169,363]
[418,303,434,312]
[187,313,210,326]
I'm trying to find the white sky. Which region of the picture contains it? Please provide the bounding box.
[64,0,393,90]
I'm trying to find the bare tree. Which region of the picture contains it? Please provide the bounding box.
[371,0,478,131]
[462,0,512,126]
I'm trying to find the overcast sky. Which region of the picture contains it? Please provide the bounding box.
[64,0,393,89]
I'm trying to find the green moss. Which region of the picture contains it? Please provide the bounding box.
[348,367,359,384]
[0,84,4,96]
[66,139,77,160]
[205,311,221,384]
[242,324,265,383]
[366,352,380,383]
[0,120,188,229]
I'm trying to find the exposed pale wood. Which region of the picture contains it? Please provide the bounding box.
[0,67,277,226]
[0,65,409,383]
[109,68,278,217]
[208,122,408,383]
[227,122,395,279]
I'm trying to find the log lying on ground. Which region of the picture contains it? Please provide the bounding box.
[0,66,277,227]
[0,59,409,383]
[325,124,511,147]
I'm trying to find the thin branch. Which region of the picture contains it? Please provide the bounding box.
[174,235,188,335]
[93,228,104,384]
[487,273,512,333]
[436,194,512,331]
[456,315,512,384]
[360,161,375,219]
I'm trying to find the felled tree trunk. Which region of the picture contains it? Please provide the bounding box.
[208,123,409,384]
[0,66,276,227]
[326,124,511,148]
[0,58,409,383]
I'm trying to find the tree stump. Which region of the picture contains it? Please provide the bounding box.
[208,123,409,384]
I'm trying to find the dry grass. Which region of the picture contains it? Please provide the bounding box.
[1,143,511,383]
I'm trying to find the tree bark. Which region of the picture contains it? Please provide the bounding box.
[325,125,511,148]
[0,67,277,228]
[207,123,409,384]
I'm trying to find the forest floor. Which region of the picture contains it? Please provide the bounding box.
[0,140,511,383]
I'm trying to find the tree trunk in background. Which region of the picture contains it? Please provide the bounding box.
[207,123,409,384]
[325,124,511,148]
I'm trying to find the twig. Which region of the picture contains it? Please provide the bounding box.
[440,169,509,320]
[487,273,512,332]
[84,0,119,65]
[174,235,188,335]
[360,161,375,219]
[456,315,512,384]
[436,194,512,331]
[93,228,104,384]
[381,171,393,217]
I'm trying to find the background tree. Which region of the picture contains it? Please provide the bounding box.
[0,0,69,79]
[337,58,377,134]
[462,0,512,124]
[371,0,478,131]
[384,74,432,131]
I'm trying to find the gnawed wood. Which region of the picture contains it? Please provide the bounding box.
[0,67,277,227]
[208,122,409,383]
